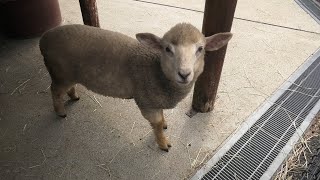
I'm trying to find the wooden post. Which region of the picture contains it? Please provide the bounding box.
[79,0,100,27]
[192,0,237,112]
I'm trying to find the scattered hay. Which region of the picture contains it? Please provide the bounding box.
[28,148,47,169]
[93,95,102,108]
[274,116,319,180]
[96,164,112,177]
[37,85,51,94]
[23,124,27,135]
[84,92,103,108]
[171,134,193,168]
[28,164,41,169]
[191,148,202,168]
[129,122,136,146]
[109,144,127,164]
[139,129,152,140]
[11,79,30,95]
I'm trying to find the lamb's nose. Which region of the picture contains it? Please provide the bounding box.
[178,70,191,80]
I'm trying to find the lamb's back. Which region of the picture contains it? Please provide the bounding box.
[40,24,136,60]
[40,24,138,98]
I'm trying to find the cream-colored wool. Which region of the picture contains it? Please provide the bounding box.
[40,23,232,151]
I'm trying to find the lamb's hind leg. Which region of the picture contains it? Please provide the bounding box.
[140,108,171,152]
[67,85,80,101]
[51,83,68,118]
[161,112,168,129]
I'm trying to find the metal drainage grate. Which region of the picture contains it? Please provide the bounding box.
[192,48,320,180]
[295,0,320,24]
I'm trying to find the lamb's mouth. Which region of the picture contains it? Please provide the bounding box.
[176,80,190,85]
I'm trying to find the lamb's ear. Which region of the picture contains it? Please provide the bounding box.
[205,32,233,51]
[136,33,162,50]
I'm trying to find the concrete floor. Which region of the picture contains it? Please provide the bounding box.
[0,0,319,179]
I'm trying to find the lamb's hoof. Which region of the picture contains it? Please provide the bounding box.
[72,97,80,101]
[159,141,171,152]
[58,114,67,118]
[69,95,80,101]
[161,147,169,152]
[163,124,168,129]
[68,93,80,101]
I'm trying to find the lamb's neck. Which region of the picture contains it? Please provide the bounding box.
[134,45,193,100]
[157,63,194,99]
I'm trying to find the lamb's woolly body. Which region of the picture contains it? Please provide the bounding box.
[40,24,193,109]
[39,23,233,151]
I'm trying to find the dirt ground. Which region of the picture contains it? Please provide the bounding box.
[275,114,320,180]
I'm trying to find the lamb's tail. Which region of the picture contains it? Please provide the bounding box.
[39,32,55,82]
[39,33,48,57]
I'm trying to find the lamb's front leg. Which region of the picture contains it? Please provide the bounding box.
[140,108,171,152]
[161,111,168,129]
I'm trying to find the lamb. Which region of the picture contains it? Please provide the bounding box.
[39,23,232,152]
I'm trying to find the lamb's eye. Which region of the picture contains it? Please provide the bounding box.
[165,47,172,53]
[197,46,203,53]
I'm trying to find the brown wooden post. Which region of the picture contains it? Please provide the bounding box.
[192,0,237,112]
[79,0,100,27]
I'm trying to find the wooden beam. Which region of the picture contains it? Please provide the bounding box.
[192,0,237,112]
[79,0,100,27]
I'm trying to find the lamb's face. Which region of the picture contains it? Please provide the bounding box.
[136,23,233,87]
[159,38,206,86]
[159,24,206,86]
